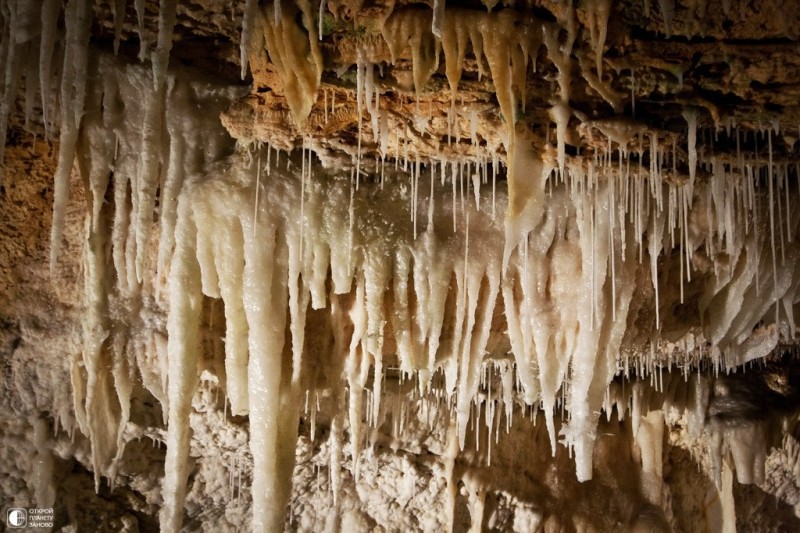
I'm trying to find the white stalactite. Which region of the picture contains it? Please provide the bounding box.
[160,196,203,533]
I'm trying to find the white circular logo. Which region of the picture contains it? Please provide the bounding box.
[7,508,27,527]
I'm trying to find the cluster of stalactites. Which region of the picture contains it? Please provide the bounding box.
[0,0,181,271]
[0,0,174,488]
[155,125,800,530]
[0,1,257,499]
[0,0,199,497]
[4,1,800,531]
[256,1,587,129]
[255,1,604,284]
[41,41,240,493]
[159,144,509,530]
[255,0,323,128]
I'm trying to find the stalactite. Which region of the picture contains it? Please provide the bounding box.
[160,195,203,533]
[260,0,323,127]
[241,0,259,79]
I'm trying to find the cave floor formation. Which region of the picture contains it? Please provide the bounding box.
[1,0,800,531]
